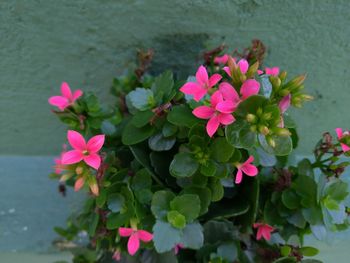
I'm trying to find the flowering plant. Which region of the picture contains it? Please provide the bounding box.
[49,42,349,263]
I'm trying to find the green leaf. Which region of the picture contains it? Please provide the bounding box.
[203,220,238,244]
[324,179,349,201]
[208,178,224,202]
[107,193,125,213]
[131,169,152,190]
[217,242,238,262]
[301,260,323,263]
[130,110,154,128]
[170,152,199,178]
[256,147,277,167]
[152,220,181,253]
[142,250,178,263]
[151,190,175,220]
[282,190,300,210]
[88,212,99,237]
[167,105,199,128]
[170,194,201,222]
[300,246,319,257]
[200,159,217,177]
[106,213,129,230]
[239,126,257,148]
[122,121,155,145]
[167,210,186,229]
[258,134,293,156]
[298,158,314,177]
[210,137,235,162]
[180,222,204,249]
[148,132,176,151]
[183,186,212,215]
[151,70,175,103]
[162,122,178,137]
[126,87,155,111]
[235,95,268,117]
[225,120,245,147]
[96,189,107,208]
[280,246,292,257]
[293,175,317,207]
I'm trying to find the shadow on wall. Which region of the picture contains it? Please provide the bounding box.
[149,33,210,78]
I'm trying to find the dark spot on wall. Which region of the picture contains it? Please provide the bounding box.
[150,33,209,78]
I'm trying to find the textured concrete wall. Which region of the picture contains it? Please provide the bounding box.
[1,0,350,155]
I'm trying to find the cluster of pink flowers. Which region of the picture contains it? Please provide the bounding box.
[180,60,261,137]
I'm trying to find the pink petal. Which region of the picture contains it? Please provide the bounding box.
[72,89,83,101]
[87,134,105,153]
[238,59,249,74]
[235,169,243,184]
[84,153,101,170]
[193,106,215,119]
[279,94,291,113]
[61,82,73,100]
[256,228,263,240]
[262,228,272,240]
[218,113,235,125]
[223,66,232,77]
[219,82,240,104]
[240,79,260,100]
[210,91,224,107]
[127,233,140,256]
[48,96,69,111]
[243,155,254,165]
[67,130,87,151]
[195,65,209,86]
[180,82,207,102]
[206,116,220,137]
[253,223,262,229]
[208,74,222,88]
[119,227,134,237]
[216,101,235,114]
[265,67,280,76]
[257,69,264,75]
[61,150,84,165]
[241,163,258,177]
[214,54,229,64]
[335,128,343,139]
[341,143,350,152]
[137,230,153,242]
[74,177,85,191]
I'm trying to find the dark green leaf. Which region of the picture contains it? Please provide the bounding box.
[217,242,238,262]
[107,193,125,213]
[170,194,201,222]
[170,152,199,178]
[130,110,154,128]
[167,105,199,128]
[151,190,175,220]
[210,137,235,162]
[148,132,176,151]
[122,122,155,145]
[258,134,293,156]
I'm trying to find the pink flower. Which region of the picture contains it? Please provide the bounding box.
[193,91,235,137]
[214,54,230,65]
[74,177,85,192]
[112,249,121,261]
[48,82,83,111]
[234,156,258,184]
[279,94,291,113]
[180,65,222,101]
[118,227,153,256]
[336,128,350,152]
[61,130,105,170]
[253,223,274,241]
[174,243,184,255]
[219,80,260,104]
[223,58,249,77]
[278,94,291,128]
[265,67,280,76]
[257,69,264,75]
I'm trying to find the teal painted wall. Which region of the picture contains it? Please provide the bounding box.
[1,0,350,156]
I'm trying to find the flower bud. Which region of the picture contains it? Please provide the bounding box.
[279,71,287,82]
[246,113,257,123]
[246,61,259,78]
[259,125,270,135]
[272,127,291,137]
[59,173,73,182]
[279,89,290,97]
[90,182,99,196]
[270,76,281,89]
[256,107,263,116]
[76,166,84,175]
[301,94,313,101]
[267,136,276,148]
[250,125,257,132]
[261,112,272,121]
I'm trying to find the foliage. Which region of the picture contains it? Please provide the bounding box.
[48,44,349,263]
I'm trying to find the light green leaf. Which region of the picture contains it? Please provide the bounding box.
[170,152,199,178]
